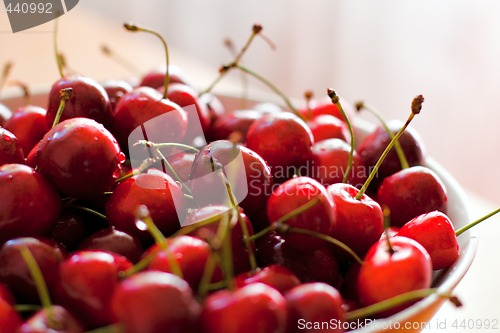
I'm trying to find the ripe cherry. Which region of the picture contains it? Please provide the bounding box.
[0,127,25,166]
[4,105,49,155]
[0,298,22,332]
[139,64,191,89]
[101,79,133,112]
[18,305,85,333]
[234,264,300,294]
[307,114,349,142]
[209,109,263,143]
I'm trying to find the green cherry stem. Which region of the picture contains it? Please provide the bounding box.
[18,247,52,310]
[355,101,410,169]
[101,44,142,76]
[53,18,64,78]
[51,88,73,128]
[198,251,222,297]
[455,207,500,237]
[0,61,13,94]
[124,23,171,98]
[382,205,395,255]
[115,158,157,183]
[355,95,424,200]
[345,288,461,321]
[68,205,107,220]
[328,88,354,183]
[14,304,42,312]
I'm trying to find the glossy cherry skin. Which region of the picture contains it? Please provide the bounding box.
[327,183,384,257]
[189,140,273,217]
[106,170,186,244]
[4,105,49,155]
[139,64,191,89]
[307,114,349,143]
[0,237,65,304]
[246,112,314,181]
[200,283,287,333]
[397,211,459,270]
[357,236,432,311]
[111,271,201,333]
[185,205,255,275]
[209,109,263,143]
[234,264,301,295]
[0,298,22,332]
[36,117,124,199]
[46,75,111,127]
[0,164,61,242]
[357,120,426,190]
[17,305,85,333]
[146,235,221,290]
[377,166,448,227]
[0,127,25,166]
[267,177,335,251]
[55,251,132,329]
[299,99,348,122]
[285,283,345,333]
[0,103,12,126]
[112,86,187,155]
[101,79,133,112]
[78,227,143,264]
[309,138,367,188]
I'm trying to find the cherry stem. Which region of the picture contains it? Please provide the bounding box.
[18,246,52,310]
[68,205,106,220]
[304,90,314,119]
[85,324,125,333]
[14,304,42,312]
[101,44,142,76]
[51,88,72,128]
[8,80,31,105]
[198,251,222,297]
[221,211,236,290]
[355,95,424,200]
[115,158,156,183]
[382,205,395,255]
[154,142,200,153]
[124,23,170,98]
[455,207,500,237]
[224,38,249,108]
[345,288,461,321]
[201,24,263,96]
[0,61,13,94]
[53,18,64,78]
[328,88,354,183]
[355,101,409,169]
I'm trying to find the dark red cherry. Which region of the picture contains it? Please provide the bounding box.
[55,251,132,329]
[357,120,426,190]
[17,305,85,333]
[0,127,25,166]
[357,236,432,311]
[200,283,287,333]
[0,237,65,304]
[46,75,111,127]
[209,109,262,143]
[397,211,458,270]
[199,93,225,131]
[106,170,186,244]
[36,117,123,199]
[285,283,345,333]
[49,208,99,251]
[0,164,61,242]
[307,114,349,142]
[111,271,201,333]
[246,112,314,181]
[377,166,448,227]
[327,183,384,257]
[78,227,143,264]
[139,64,191,89]
[4,105,49,155]
[0,283,15,305]
[0,298,22,332]
[101,79,133,112]
[0,103,12,126]
[234,264,300,294]
[267,177,334,251]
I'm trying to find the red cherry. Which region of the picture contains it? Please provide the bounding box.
[209,109,263,143]
[17,305,84,333]
[285,283,345,333]
[0,103,12,126]
[307,114,349,142]
[55,251,132,329]
[46,75,111,127]
[0,283,15,305]
[267,177,334,251]
[377,166,448,227]
[397,211,458,270]
[49,208,100,251]
[356,236,432,311]
[327,183,384,256]
[139,64,191,89]
[246,112,314,181]
[200,283,287,333]
[0,237,65,304]
[106,170,186,244]
[234,264,301,294]
[36,117,123,199]
[0,298,22,332]
[0,127,25,166]
[199,93,226,128]
[0,164,61,242]
[300,98,349,121]
[4,105,49,155]
[101,79,133,112]
[111,271,201,333]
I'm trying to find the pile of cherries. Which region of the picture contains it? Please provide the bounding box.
[0,23,496,333]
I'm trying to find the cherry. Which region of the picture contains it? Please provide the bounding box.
[168,151,195,183]
[0,127,25,166]
[139,64,191,89]
[200,283,287,333]
[106,169,186,244]
[285,283,345,333]
[299,97,350,122]
[0,297,22,332]
[0,237,65,304]
[36,117,124,199]
[78,227,143,264]
[0,164,61,242]
[4,105,49,155]
[356,236,432,312]
[0,103,12,126]
[49,208,100,252]
[234,264,300,294]
[377,166,448,227]
[17,305,85,333]
[209,109,263,143]
[307,114,349,142]
[0,283,15,305]
[266,177,334,251]
[246,112,314,181]
[55,250,132,329]
[101,79,133,112]
[397,211,458,270]
[199,92,226,135]
[111,271,201,333]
